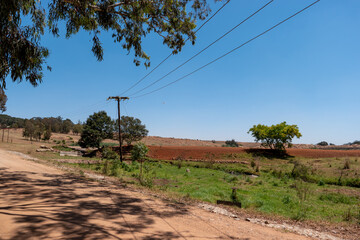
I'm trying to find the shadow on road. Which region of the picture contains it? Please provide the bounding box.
[0,168,188,240]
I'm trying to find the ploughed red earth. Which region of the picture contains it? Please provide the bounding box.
[147,146,360,160]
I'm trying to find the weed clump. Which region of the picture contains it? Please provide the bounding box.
[343,159,350,170]
[291,161,310,181]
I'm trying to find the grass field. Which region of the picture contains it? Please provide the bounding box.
[62,155,360,224]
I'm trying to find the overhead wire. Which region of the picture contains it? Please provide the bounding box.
[60,1,231,121]
[119,0,231,96]
[128,0,274,97]
[132,0,321,99]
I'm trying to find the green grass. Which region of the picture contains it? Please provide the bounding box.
[64,158,360,224]
[100,142,119,147]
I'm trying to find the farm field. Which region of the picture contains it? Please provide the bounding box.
[1,129,360,239]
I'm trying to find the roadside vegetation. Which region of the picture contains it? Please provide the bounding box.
[58,147,360,225]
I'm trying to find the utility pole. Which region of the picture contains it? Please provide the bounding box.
[108,96,129,162]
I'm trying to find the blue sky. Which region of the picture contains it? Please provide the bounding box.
[4,0,360,144]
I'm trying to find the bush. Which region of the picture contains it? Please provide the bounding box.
[291,161,310,181]
[343,159,350,170]
[316,141,328,146]
[102,147,119,160]
[223,139,239,147]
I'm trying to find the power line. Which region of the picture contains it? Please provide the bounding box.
[58,1,230,120]
[128,0,274,97]
[132,0,321,99]
[119,0,231,96]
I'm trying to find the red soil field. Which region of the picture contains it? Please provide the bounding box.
[148,146,360,160]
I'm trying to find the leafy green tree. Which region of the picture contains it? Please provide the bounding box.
[72,121,83,135]
[34,124,44,141]
[248,122,302,151]
[115,116,148,145]
[61,119,73,134]
[1,0,216,101]
[23,120,35,141]
[43,127,52,141]
[79,111,114,148]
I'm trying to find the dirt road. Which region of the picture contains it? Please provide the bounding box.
[0,149,311,240]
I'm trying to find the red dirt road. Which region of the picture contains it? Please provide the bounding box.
[0,149,312,240]
[148,146,360,160]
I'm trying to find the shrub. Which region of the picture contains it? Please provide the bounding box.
[223,139,239,147]
[316,141,328,146]
[102,147,119,160]
[282,195,292,204]
[343,159,350,170]
[131,143,150,185]
[318,180,325,186]
[291,161,310,181]
[250,160,256,169]
[231,188,240,203]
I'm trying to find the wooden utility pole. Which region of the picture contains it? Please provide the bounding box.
[108,96,129,162]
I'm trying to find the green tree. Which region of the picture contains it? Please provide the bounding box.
[43,127,52,141]
[79,111,114,148]
[115,116,148,145]
[248,122,302,151]
[1,0,216,100]
[61,119,73,134]
[72,121,83,135]
[23,120,35,141]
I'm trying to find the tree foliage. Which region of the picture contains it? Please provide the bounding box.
[72,121,83,135]
[0,89,7,112]
[115,116,148,145]
[248,122,302,151]
[131,142,149,162]
[0,114,74,132]
[22,119,51,141]
[316,141,328,146]
[224,139,239,147]
[1,0,218,95]
[1,0,50,90]
[79,111,114,148]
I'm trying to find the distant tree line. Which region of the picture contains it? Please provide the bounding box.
[0,114,26,128]
[0,114,84,141]
[345,140,360,145]
[0,114,81,133]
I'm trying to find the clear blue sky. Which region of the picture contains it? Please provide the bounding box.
[4,0,360,145]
